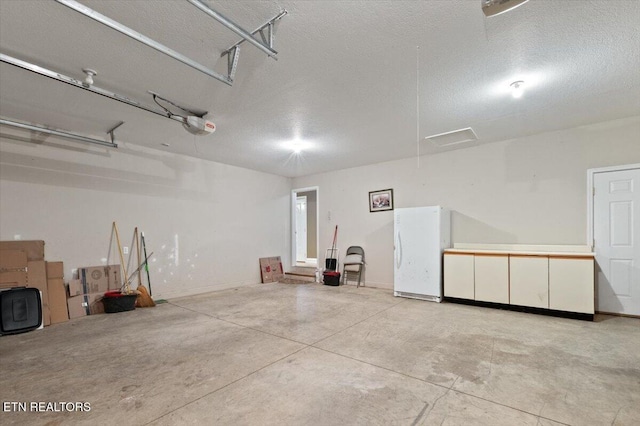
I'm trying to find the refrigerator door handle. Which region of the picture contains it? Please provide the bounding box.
[395,232,402,269]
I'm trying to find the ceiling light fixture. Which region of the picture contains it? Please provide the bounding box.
[482,0,530,17]
[281,138,311,154]
[510,80,525,98]
[291,141,303,154]
[82,68,97,86]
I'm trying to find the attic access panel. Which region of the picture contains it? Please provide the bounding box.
[425,127,478,147]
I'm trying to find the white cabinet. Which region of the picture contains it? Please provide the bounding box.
[474,255,509,304]
[549,257,595,314]
[444,254,474,299]
[443,248,594,317]
[509,255,549,308]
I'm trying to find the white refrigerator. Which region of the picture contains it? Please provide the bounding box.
[394,206,451,302]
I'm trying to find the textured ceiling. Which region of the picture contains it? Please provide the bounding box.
[1,0,639,178]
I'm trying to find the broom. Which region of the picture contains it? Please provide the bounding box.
[134,227,155,307]
[141,231,152,296]
[117,250,154,299]
[113,222,130,294]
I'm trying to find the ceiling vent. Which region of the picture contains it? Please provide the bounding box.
[425,127,478,147]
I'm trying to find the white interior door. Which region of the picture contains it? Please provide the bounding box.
[296,196,307,262]
[594,168,640,315]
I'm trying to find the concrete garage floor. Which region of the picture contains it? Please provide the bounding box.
[1,283,639,425]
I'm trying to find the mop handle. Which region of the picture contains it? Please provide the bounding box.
[332,225,338,254]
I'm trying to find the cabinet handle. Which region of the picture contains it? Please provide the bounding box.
[396,232,402,269]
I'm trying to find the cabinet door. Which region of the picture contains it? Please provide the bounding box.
[475,255,509,304]
[510,256,549,308]
[549,257,594,314]
[444,254,474,299]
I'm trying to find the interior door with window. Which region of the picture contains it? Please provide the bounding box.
[593,167,640,316]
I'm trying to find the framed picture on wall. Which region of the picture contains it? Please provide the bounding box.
[369,189,394,212]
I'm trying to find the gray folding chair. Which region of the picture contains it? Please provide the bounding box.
[341,246,365,287]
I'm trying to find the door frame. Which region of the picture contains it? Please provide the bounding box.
[291,186,319,268]
[587,163,640,247]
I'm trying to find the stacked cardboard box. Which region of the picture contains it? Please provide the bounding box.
[1,241,131,324]
[0,250,28,288]
[0,240,45,262]
[46,262,69,324]
[67,265,121,319]
[0,241,69,326]
[27,260,50,326]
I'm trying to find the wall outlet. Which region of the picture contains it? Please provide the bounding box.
[123,246,129,254]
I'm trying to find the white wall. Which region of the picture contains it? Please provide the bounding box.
[293,116,640,290]
[0,135,291,299]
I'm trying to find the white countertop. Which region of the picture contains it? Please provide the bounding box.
[445,248,594,257]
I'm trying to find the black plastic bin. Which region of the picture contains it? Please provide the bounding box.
[103,291,137,313]
[325,248,338,271]
[323,271,341,286]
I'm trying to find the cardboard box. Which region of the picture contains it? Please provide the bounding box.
[27,260,51,326]
[67,293,104,319]
[0,240,45,261]
[259,256,284,283]
[47,278,69,324]
[68,276,117,297]
[0,250,28,289]
[76,265,122,295]
[46,261,64,279]
[68,279,83,297]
